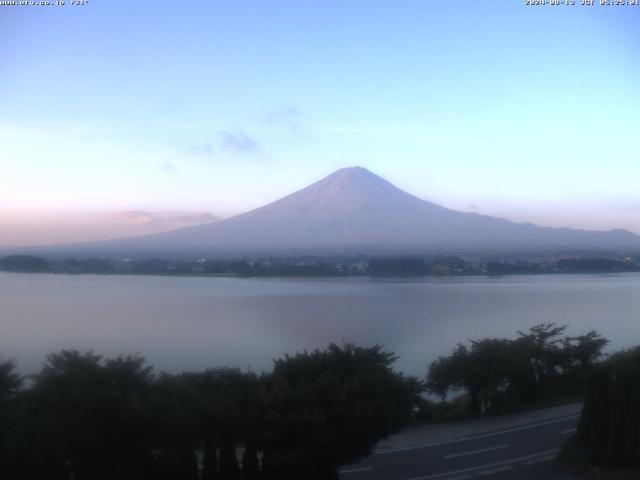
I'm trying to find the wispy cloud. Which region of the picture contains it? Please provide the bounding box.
[183,142,215,157]
[264,104,303,134]
[217,130,259,153]
[0,210,219,247]
[109,210,218,226]
[265,104,300,124]
[181,129,259,158]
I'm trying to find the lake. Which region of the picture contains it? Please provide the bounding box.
[1,272,639,376]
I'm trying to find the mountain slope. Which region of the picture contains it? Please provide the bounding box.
[32,167,640,257]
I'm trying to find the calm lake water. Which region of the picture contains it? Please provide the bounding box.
[1,272,639,376]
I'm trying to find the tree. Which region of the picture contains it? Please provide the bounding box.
[186,369,264,480]
[0,360,21,402]
[0,360,23,478]
[219,437,241,480]
[29,350,155,480]
[0,255,51,273]
[427,325,609,415]
[202,434,220,480]
[427,339,514,414]
[368,257,429,276]
[260,344,419,479]
[0,343,429,478]
[148,373,201,480]
[575,347,640,467]
[241,445,260,480]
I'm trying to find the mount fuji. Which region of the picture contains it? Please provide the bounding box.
[30,167,640,257]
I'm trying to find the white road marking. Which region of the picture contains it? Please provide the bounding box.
[523,455,556,465]
[443,444,508,459]
[339,466,373,474]
[561,428,577,434]
[477,465,513,476]
[403,449,560,480]
[375,415,579,454]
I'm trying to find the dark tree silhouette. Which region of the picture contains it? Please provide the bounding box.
[573,346,640,467]
[1,344,419,479]
[427,339,513,414]
[427,325,608,415]
[260,343,419,479]
[148,373,201,480]
[0,255,51,273]
[27,350,155,480]
[219,437,241,480]
[241,444,260,480]
[202,435,220,480]
[186,368,263,479]
[368,257,429,276]
[0,359,21,402]
[0,360,23,478]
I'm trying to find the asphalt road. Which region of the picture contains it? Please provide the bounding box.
[339,406,582,480]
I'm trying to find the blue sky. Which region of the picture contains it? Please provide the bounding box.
[1,1,639,243]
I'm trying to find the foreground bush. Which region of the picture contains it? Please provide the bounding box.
[0,344,420,480]
[571,346,640,468]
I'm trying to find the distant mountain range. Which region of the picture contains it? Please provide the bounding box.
[20,167,640,258]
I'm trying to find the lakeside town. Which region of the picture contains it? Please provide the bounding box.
[1,253,639,277]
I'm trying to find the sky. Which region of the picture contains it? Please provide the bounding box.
[1,1,639,246]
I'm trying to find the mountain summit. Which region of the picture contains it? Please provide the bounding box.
[44,167,640,256]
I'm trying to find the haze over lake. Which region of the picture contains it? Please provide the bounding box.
[2,272,639,376]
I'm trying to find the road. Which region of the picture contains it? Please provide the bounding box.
[339,404,582,480]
